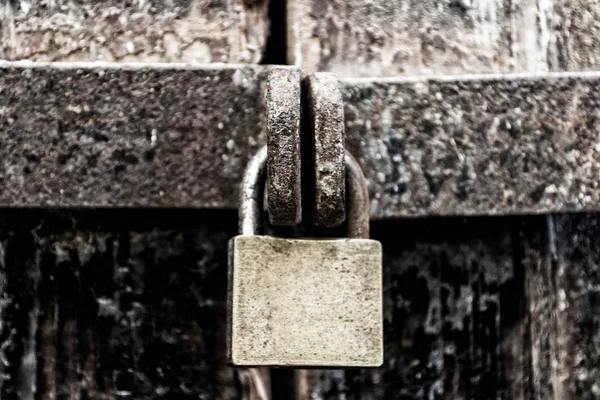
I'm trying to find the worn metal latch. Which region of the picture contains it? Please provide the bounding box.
[227,69,383,368]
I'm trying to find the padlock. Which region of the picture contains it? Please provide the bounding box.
[227,146,383,367]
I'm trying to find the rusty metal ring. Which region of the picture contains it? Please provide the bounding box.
[266,67,302,226]
[306,73,346,228]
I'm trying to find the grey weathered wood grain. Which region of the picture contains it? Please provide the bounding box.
[514,215,600,400]
[4,62,600,218]
[557,0,600,71]
[548,215,600,399]
[343,72,600,218]
[0,62,268,209]
[0,0,269,63]
[520,217,554,400]
[288,0,600,76]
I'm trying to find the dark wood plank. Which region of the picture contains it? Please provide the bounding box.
[0,224,40,400]
[521,216,556,400]
[0,211,597,400]
[0,210,243,399]
[549,215,600,399]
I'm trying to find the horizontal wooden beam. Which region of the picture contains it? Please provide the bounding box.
[0,61,270,210]
[344,72,600,217]
[1,62,599,218]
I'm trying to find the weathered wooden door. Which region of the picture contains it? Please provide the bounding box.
[0,0,599,399]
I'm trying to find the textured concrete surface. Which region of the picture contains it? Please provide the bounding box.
[0,0,269,63]
[3,62,600,217]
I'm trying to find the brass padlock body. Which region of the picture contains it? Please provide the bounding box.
[227,235,383,367]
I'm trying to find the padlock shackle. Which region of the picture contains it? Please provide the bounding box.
[239,146,370,238]
[239,146,268,235]
[345,152,370,238]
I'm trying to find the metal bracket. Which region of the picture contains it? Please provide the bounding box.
[306,73,347,228]
[266,70,348,228]
[266,67,302,226]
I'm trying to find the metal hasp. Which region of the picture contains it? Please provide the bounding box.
[228,147,383,368]
[266,67,302,226]
[306,73,347,227]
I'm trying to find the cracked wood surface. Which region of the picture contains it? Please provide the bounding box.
[2,63,600,218]
[288,0,600,77]
[0,0,269,64]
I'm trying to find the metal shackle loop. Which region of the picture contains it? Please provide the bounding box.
[239,146,268,235]
[345,151,370,238]
[238,146,370,238]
